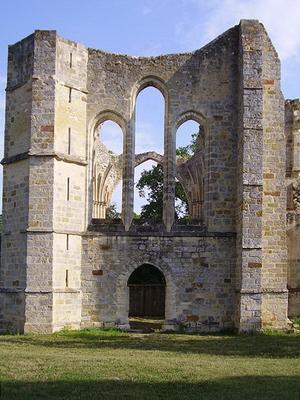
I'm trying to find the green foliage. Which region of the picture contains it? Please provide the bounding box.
[136,163,164,220]
[291,317,300,327]
[176,132,198,159]
[135,133,199,220]
[106,203,121,219]
[136,164,189,220]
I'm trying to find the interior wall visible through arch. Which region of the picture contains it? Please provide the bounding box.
[92,120,123,218]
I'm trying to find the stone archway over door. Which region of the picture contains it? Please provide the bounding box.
[127,264,166,318]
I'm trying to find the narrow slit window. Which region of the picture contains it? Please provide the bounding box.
[66,234,69,250]
[68,127,71,155]
[67,177,70,201]
[65,269,69,288]
[68,87,72,103]
[69,52,73,68]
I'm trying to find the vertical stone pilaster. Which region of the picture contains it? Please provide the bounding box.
[261,29,288,329]
[236,20,264,331]
[236,20,288,331]
[25,31,57,333]
[52,36,88,331]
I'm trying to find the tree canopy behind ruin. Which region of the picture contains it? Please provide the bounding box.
[135,133,199,221]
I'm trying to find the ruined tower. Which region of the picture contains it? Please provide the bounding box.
[0,20,297,333]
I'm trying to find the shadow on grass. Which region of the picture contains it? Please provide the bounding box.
[0,376,300,400]
[1,332,300,358]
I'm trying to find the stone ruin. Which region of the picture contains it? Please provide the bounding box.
[0,20,299,333]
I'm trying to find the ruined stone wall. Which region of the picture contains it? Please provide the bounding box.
[0,20,292,333]
[81,27,241,331]
[87,28,239,232]
[81,233,236,331]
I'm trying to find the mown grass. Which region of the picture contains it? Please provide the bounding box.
[0,329,300,399]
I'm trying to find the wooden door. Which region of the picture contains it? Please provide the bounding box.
[129,284,165,318]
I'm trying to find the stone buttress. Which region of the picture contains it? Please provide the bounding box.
[0,31,88,332]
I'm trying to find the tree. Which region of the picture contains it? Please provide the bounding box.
[106,203,121,219]
[136,131,199,221]
[136,133,198,221]
[136,164,164,221]
[136,164,189,220]
[176,132,198,159]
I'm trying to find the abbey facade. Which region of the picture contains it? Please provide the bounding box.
[0,20,299,333]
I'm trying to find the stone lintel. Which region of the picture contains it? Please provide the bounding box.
[27,228,84,235]
[1,151,87,166]
[238,289,289,294]
[0,289,80,294]
[53,289,81,294]
[59,80,88,94]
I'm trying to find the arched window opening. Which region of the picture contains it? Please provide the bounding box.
[128,264,166,320]
[93,120,123,219]
[134,86,164,221]
[176,119,204,221]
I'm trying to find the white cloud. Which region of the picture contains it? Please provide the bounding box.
[177,0,300,60]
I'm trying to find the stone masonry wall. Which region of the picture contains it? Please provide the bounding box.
[87,27,239,232]
[286,99,300,317]
[235,21,288,332]
[0,34,33,332]
[51,37,88,331]
[0,20,293,333]
[81,234,236,331]
[261,27,288,328]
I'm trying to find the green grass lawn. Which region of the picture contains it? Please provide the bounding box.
[0,329,300,399]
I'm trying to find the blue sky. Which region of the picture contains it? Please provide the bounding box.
[1,0,300,212]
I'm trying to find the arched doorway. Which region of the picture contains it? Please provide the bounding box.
[127,264,166,318]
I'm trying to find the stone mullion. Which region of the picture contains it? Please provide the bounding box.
[163,108,175,232]
[122,120,134,231]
